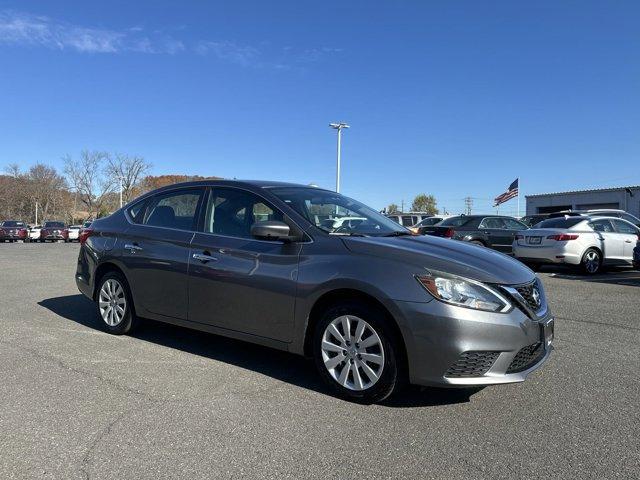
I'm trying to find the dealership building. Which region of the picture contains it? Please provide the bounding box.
[525,185,640,217]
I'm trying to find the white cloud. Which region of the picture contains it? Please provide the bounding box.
[195,41,260,67]
[0,11,182,54]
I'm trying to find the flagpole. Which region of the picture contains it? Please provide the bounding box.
[517,177,520,218]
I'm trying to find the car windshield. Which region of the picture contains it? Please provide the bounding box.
[44,221,65,228]
[1,221,24,227]
[270,187,408,236]
[438,216,472,227]
[535,217,585,229]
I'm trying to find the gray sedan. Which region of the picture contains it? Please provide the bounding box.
[76,180,553,403]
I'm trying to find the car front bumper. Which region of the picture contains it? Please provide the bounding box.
[394,298,554,387]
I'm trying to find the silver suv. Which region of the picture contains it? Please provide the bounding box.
[76,181,554,403]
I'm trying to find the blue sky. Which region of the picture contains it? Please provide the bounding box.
[0,1,638,214]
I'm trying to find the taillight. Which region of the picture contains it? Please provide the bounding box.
[79,228,94,245]
[444,228,455,238]
[547,234,579,241]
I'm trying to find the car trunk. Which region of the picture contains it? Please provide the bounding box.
[516,229,576,247]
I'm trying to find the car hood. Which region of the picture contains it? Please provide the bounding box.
[343,235,535,285]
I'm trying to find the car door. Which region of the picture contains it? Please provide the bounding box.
[122,187,205,320]
[589,219,624,262]
[611,219,640,260]
[478,217,512,252]
[188,187,301,342]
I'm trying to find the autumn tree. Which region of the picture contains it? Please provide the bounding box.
[106,154,152,204]
[63,151,114,218]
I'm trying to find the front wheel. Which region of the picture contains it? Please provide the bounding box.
[95,272,139,334]
[580,248,602,275]
[312,301,402,403]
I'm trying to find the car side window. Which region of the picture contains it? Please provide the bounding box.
[612,219,638,234]
[479,217,505,229]
[143,189,204,231]
[401,216,413,226]
[503,218,527,230]
[204,188,284,238]
[589,219,614,233]
[127,200,147,224]
[621,213,640,225]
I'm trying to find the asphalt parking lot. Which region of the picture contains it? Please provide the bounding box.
[1,243,639,479]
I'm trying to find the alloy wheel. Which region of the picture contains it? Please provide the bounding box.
[320,315,385,391]
[98,279,127,326]
[584,251,600,273]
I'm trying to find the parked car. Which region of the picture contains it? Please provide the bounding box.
[512,216,640,274]
[29,225,42,241]
[68,225,82,241]
[421,215,529,254]
[633,242,640,270]
[0,220,29,242]
[320,216,367,233]
[40,221,69,242]
[520,214,550,227]
[547,209,640,227]
[409,215,453,234]
[385,212,433,227]
[76,180,553,403]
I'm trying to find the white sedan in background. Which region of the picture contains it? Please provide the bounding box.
[28,225,42,241]
[67,225,82,241]
[513,216,639,274]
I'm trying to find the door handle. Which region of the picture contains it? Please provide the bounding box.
[625,240,633,243]
[124,243,143,253]
[192,252,218,263]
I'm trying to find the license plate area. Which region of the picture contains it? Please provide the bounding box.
[528,236,542,245]
[540,318,554,347]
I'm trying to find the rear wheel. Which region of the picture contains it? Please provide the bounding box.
[96,272,138,334]
[580,248,602,275]
[312,301,401,403]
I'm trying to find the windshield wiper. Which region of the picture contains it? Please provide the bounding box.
[382,231,413,237]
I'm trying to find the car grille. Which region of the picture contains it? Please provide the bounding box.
[506,342,544,373]
[515,281,541,312]
[445,351,500,377]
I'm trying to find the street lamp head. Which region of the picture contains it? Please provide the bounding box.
[329,122,350,129]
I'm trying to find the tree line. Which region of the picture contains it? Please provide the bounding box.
[0,150,218,224]
[386,194,438,215]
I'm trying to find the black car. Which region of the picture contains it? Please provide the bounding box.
[633,242,640,270]
[422,215,528,253]
[520,214,550,227]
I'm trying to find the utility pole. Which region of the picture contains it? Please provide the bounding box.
[401,200,405,213]
[119,176,124,209]
[35,201,38,225]
[329,122,349,193]
[464,197,473,215]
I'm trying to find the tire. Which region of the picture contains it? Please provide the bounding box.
[95,271,139,335]
[580,248,602,275]
[312,300,402,404]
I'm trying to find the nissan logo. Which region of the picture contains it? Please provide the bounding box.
[531,287,541,309]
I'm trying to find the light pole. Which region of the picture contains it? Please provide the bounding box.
[329,122,349,193]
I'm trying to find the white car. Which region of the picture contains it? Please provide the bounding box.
[319,216,367,232]
[513,216,639,274]
[29,225,42,241]
[68,225,82,241]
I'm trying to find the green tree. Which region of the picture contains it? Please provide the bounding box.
[411,194,438,214]
[386,203,400,214]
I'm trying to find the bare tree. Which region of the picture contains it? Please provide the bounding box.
[106,154,152,204]
[64,151,114,218]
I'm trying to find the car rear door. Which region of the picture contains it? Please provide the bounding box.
[478,217,512,252]
[122,187,205,320]
[588,219,624,261]
[187,186,301,342]
[611,219,640,260]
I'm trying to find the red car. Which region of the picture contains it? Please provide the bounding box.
[0,220,29,242]
[40,221,69,242]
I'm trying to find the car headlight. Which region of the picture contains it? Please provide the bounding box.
[416,270,512,313]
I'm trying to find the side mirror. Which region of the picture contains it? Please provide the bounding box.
[251,220,291,241]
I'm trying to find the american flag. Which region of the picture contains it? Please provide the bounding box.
[494,178,519,206]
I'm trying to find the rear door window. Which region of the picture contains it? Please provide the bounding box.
[143,189,204,231]
[611,219,638,234]
[589,219,615,233]
[503,218,527,230]
[479,217,505,229]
